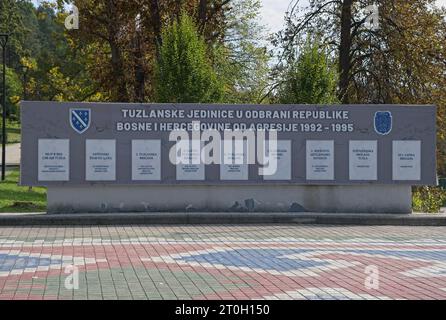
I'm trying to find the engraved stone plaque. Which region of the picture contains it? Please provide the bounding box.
[393,140,421,181]
[86,139,116,181]
[349,140,377,180]
[38,139,69,181]
[132,140,161,181]
[306,140,334,180]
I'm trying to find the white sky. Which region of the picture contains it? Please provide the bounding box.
[260,0,446,34]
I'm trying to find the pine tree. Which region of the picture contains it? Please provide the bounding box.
[277,39,338,104]
[154,13,222,103]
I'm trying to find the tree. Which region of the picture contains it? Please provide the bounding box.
[0,0,36,110]
[30,4,99,102]
[276,0,446,175]
[277,38,338,104]
[4,67,21,118]
[0,0,31,66]
[277,0,446,102]
[0,2,99,104]
[64,0,232,102]
[213,0,271,103]
[276,0,371,103]
[154,13,222,103]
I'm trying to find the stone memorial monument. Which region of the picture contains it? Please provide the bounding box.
[20,102,437,214]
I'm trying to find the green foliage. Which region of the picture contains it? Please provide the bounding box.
[31,5,99,102]
[0,0,33,59]
[4,67,22,119]
[412,186,446,213]
[277,39,338,104]
[0,2,100,106]
[213,0,271,103]
[0,169,46,213]
[2,1,269,105]
[154,13,223,103]
[5,119,21,144]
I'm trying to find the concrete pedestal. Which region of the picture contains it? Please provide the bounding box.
[47,184,412,214]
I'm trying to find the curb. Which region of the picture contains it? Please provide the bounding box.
[0,212,446,226]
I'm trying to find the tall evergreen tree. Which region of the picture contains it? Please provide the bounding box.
[277,39,338,104]
[154,13,222,103]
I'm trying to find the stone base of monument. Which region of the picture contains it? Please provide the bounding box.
[47,185,412,214]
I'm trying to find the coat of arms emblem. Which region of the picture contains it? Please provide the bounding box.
[374,111,392,135]
[70,109,91,134]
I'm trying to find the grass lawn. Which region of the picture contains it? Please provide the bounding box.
[4,119,21,144]
[0,169,46,213]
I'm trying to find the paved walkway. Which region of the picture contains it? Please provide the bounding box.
[1,212,446,226]
[0,143,20,165]
[1,225,446,300]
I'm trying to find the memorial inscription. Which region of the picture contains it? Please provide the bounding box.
[86,139,116,181]
[306,141,334,180]
[132,140,161,181]
[220,140,249,181]
[38,139,69,181]
[264,140,291,180]
[393,140,421,181]
[176,140,205,181]
[349,141,378,181]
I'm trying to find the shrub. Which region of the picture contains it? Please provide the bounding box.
[154,13,222,103]
[412,186,446,213]
[277,38,338,104]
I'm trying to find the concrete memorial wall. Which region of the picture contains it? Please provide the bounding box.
[20,102,437,213]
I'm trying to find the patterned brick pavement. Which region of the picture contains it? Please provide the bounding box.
[1,225,446,300]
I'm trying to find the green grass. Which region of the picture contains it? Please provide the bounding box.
[0,169,46,213]
[2,119,21,144]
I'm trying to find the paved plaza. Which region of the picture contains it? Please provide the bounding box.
[1,224,446,300]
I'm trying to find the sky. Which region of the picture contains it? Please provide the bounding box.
[259,0,446,34]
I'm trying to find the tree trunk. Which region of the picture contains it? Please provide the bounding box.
[198,0,208,32]
[133,24,145,102]
[150,0,162,54]
[106,0,128,102]
[338,0,353,104]
[109,39,128,102]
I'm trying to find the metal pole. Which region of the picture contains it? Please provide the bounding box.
[1,34,7,181]
[22,65,31,191]
[23,67,27,100]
